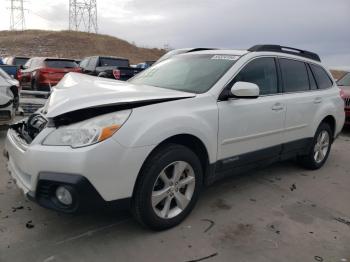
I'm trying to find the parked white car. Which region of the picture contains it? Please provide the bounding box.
[5,45,345,229]
[0,68,19,125]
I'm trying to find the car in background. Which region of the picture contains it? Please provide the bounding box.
[135,61,155,70]
[19,57,81,91]
[3,56,30,67]
[74,59,81,65]
[79,56,142,81]
[337,72,350,126]
[0,68,19,124]
[0,58,18,79]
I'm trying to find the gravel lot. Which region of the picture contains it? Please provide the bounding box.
[0,125,349,262]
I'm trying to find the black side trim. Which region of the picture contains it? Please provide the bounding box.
[51,96,194,127]
[32,172,131,213]
[216,145,281,173]
[206,138,313,184]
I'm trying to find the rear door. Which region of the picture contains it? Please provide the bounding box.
[217,57,285,171]
[278,58,322,152]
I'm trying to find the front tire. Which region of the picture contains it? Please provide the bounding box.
[298,123,333,170]
[132,144,203,230]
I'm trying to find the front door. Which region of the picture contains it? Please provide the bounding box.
[217,57,285,169]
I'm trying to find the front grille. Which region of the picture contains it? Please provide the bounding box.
[36,184,52,199]
[344,97,350,108]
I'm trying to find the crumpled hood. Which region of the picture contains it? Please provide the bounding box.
[43,72,195,117]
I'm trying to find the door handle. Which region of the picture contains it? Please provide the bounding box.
[314,97,322,104]
[271,103,284,111]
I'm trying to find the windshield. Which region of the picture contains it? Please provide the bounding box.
[129,54,240,93]
[45,59,78,68]
[337,72,350,86]
[14,57,29,66]
[99,58,129,67]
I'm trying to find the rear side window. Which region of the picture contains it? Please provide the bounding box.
[280,59,309,92]
[310,64,333,89]
[306,65,317,90]
[45,60,78,68]
[234,57,278,95]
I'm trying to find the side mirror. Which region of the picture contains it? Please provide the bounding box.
[230,81,260,99]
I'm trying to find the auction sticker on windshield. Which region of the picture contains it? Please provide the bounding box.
[211,55,240,60]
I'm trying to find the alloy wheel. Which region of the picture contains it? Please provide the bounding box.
[151,161,196,219]
[314,130,330,163]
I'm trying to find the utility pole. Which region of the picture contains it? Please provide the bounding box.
[69,0,98,33]
[9,0,26,31]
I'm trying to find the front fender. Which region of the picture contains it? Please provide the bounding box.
[113,96,219,163]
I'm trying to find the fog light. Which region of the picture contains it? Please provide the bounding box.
[55,186,73,206]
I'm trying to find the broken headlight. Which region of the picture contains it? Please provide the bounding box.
[43,110,131,148]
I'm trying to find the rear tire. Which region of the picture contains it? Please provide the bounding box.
[297,123,333,170]
[132,144,203,230]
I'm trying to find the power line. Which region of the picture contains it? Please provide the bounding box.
[69,0,98,33]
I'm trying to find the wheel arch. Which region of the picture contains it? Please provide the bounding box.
[132,133,212,197]
[319,115,336,137]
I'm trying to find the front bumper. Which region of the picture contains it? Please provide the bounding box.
[26,173,130,213]
[5,126,154,212]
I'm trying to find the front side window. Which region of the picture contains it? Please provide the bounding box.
[310,64,333,89]
[129,54,239,94]
[280,58,309,92]
[234,57,278,95]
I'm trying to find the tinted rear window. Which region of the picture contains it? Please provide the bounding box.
[310,64,333,89]
[99,58,129,67]
[14,58,29,66]
[280,59,309,92]
[45,60,78,68]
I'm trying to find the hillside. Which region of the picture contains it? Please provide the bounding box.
[0,30,165,64]
[330,70,348,81]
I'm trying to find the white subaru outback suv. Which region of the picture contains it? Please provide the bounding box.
[5,45,345,230]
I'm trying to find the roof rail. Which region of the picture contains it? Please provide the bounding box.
[186,48,218,53]
[248,45,321,62]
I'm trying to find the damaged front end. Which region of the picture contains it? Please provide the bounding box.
[10,113,48,144]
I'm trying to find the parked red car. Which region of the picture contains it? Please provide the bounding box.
[337,72,350,126]
[19,57,81,91]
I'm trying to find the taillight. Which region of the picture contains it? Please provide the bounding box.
[113,69,121,80]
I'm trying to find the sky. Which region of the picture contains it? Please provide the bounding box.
[0,0,349,68]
